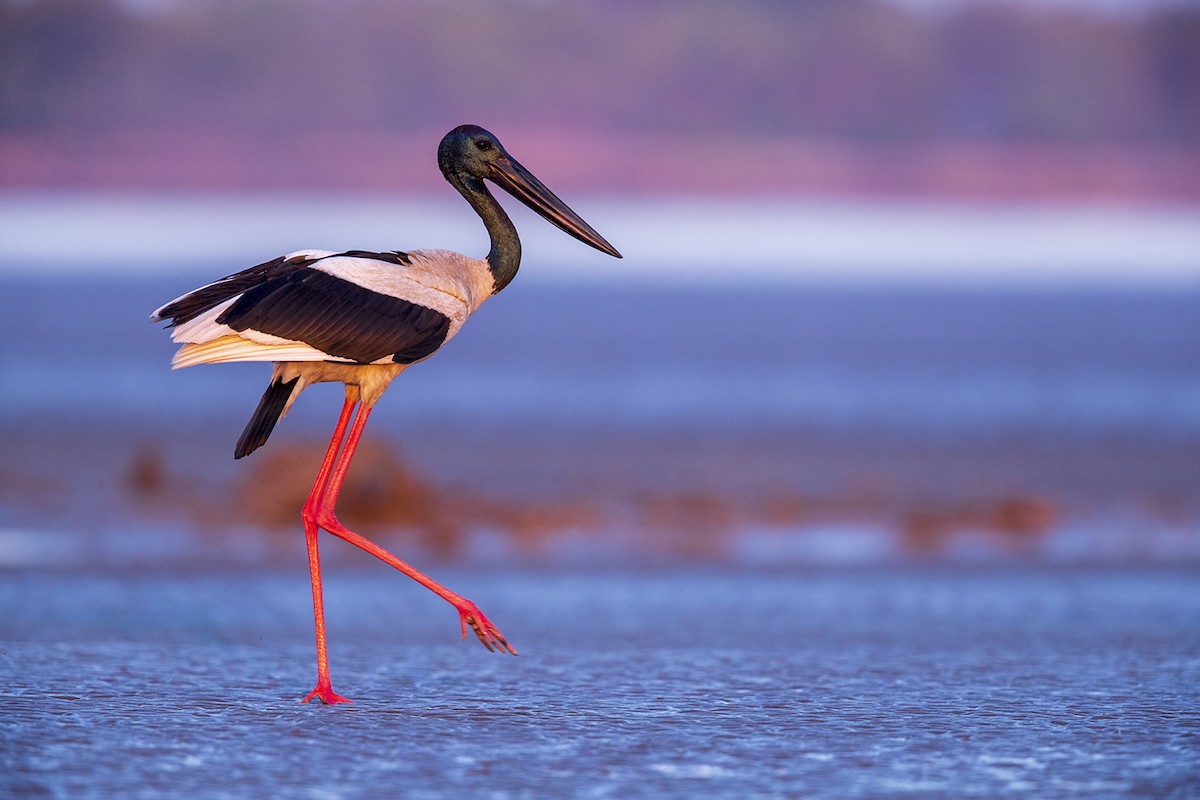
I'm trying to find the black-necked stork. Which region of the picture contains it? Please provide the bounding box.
[152,125,621,704]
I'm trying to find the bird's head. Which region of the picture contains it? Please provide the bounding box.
[438,125,506,180]
[438,124,622,259]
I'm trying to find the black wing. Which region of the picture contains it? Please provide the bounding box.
[155,251,449,365]
[152,254,311,327]
[218,266,450,364]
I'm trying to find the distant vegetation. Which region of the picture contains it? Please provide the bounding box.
[1,0,1197,195]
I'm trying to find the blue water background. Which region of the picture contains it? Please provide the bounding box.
[3,274,1198,440]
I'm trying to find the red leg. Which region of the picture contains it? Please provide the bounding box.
[299,396,357,705]
[313,403,517,656]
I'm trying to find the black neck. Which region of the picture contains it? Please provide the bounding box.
[454,175,522,294]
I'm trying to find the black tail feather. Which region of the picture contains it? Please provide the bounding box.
[235,376,299,459]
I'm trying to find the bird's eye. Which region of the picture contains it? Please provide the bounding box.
[474,139,494,152]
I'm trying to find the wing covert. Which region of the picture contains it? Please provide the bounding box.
[216,267,451,364]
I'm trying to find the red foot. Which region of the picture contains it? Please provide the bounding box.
[301,679,353,705]
[457,601,518,655]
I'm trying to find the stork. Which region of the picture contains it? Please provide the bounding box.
[152,125,621,704]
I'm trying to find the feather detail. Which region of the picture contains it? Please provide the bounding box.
[234,375,300,458]
[171,335,352,369]
[169,297,239,344]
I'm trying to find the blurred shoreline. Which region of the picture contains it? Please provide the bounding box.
[3,416,1196,571]
[4,0,1199,204]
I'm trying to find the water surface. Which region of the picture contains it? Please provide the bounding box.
[4,566,1197,798]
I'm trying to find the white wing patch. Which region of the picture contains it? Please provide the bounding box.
[172,335,353,369]
[170,296,307,349]
[169,297,237,344]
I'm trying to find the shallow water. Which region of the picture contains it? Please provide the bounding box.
[2,272,1199,797]
[4,566,1198,798]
